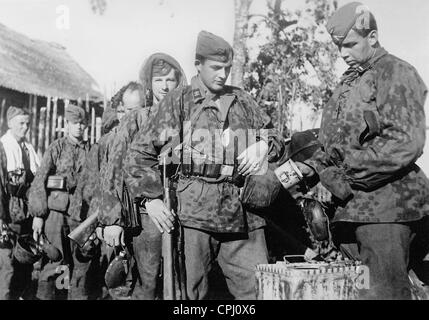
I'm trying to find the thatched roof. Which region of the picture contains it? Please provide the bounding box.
[0,23,102,101]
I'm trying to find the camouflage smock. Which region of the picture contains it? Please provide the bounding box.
[29,136,90,218]
[68,127,118,222]
[98,107,151,226]
[123,76,284,233]
[307,47,429,223]
[68,107,120,222]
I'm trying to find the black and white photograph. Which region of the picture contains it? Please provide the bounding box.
[0,0,428,306]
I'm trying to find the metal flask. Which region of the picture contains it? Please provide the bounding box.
[298,198,330,242]
[105,250,129,290]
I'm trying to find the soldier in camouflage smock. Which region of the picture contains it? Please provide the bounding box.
[67,104,122,299]
[123,31,284,300]
[29,104,91,300]
[295,2,429,299]
[100,55,187,299]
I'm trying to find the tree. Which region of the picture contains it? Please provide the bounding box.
[89,0,107,15]
[244,0,339,137]
[231,0,253,88]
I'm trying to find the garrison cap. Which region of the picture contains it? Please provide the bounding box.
[326,2,374,46]
[7,106,29,122]
[65,104,87,124]
[152,58,175,77]
[196,30,234,65]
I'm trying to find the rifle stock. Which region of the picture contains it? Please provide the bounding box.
[68,213,98,248]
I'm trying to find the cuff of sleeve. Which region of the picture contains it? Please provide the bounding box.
[319,167,354,201]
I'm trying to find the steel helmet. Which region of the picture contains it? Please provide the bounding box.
[13,235,42,264]
[104,250,129,290]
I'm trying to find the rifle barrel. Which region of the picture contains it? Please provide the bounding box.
[162,155,175,300]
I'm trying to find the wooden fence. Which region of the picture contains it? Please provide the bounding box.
[0,93,105,158]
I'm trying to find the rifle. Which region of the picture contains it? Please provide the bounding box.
[161,153,175,300]
[159,150,187,300]
[68,212,98,248]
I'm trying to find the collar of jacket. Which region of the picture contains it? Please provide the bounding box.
[341,47,388,84]
[66,136,87,149]
[190,75,237,104]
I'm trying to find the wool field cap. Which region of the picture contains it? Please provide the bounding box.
[196,30,234,65]
[7,106,29,122]
[65,104,87,124]
[326,2,375,46]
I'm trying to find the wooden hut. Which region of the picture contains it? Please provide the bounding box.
[0,22,104,157]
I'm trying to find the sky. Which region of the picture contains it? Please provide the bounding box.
[1,0,429,170]
[1,0,428,95]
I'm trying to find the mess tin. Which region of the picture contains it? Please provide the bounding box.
[46,175,67,190]
[274,159,303,190]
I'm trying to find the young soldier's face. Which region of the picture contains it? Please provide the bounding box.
[196,59,231,92]
[67,120,86,140]
[8,115,30,141]
[151,69,178,103]
[338,29,377,67]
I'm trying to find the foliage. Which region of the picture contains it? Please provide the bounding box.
[90,0,107,15]
[244,0,340,136]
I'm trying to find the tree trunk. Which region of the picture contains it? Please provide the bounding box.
[231,0,253,88]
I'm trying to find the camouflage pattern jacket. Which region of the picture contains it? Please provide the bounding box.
[68,127,118,222]
[29,136,90,218]
[99,107,151,226]
[123,76,284,233]
[307,47,429,223]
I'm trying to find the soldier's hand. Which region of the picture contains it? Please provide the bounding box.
[145,199,176,234]
[32,217,44,242]
[237,140,269,176]
[103,225,125,247]
[295,161,315,178]
[95,227,104,241]
[0,219,8,232]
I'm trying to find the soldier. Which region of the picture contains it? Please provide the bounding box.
[0,107,40,300]
[295,2,429,299]
[69,82,145,300]
[123,31,284,300]
[99,53,187,299]
[29,104,91,300]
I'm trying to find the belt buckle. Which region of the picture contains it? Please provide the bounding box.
[220,165,234,177]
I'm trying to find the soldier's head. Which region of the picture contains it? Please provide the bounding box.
[151,59,180,104]
[111,82,144,121]
[7,106,30,142]
[195,30,234,93]
[327,2,379,67]
[139,53,187,106]
[65,104,87,141]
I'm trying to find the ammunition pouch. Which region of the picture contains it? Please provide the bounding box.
[47,190,70,213]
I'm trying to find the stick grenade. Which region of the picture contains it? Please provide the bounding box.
[161,153,175,300]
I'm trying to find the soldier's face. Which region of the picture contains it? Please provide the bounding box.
[151,69,179,103]
[196,59,231,92]
[122,89,142,115]
[8,115,30,141]
[339,29,377,67]
[67,120,86,140]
